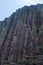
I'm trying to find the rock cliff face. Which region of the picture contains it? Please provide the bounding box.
[0,4,43,65]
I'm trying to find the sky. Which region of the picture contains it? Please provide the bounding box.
[0,0,43,21]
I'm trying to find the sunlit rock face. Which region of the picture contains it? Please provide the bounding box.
[0,4,43,65]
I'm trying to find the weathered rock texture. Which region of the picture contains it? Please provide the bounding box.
[0,4,43,65]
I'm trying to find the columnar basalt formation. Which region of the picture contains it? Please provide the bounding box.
[0,4,43,65]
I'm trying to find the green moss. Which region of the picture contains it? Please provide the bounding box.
[17,60,23,64]
[17,55,37,64]
[18,61,22,64]
[25,56,37,59]
[17,58,29,64]
[23,59,29,65]
[31,60,36,65]
[38,46,43,50]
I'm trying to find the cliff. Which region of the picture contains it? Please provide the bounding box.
[0,4,43,65]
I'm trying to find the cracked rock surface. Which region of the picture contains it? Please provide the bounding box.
[0,4,43,65]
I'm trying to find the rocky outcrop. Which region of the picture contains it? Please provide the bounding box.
[0,4,43,65]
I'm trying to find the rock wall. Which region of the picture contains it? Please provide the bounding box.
[0,4,43,65]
